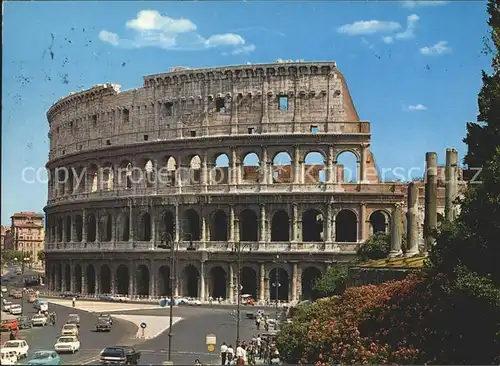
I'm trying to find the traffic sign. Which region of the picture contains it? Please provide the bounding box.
[159,298,168,307]
[208,344,215,352]
[206,333,216,345]
[140,322,147,329]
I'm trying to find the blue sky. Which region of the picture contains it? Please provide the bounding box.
[1,0,490,225]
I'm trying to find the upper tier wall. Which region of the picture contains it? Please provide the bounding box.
[47,62,368,160]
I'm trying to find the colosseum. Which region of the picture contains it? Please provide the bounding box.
[44,60,460,302]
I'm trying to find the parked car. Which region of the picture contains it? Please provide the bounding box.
[3,301,13,312]
[95,318,112,332]
[18,316,34,329]
[2,339,29,359]
[1,286,7,294]
[60,324,79,336]
[66,314,80,328]
[100,346,140,365]
[0,348,18,365]
[0,319,19,331]
[54,336,80,354]
[12,291,22,299]
[31,314,48,327]
[9,304,22,315]
[27,350,61,365]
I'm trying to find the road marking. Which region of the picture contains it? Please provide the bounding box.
[112,314,183,339]
[47,299,163,312]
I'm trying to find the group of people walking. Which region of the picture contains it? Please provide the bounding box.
[219,335,280,365]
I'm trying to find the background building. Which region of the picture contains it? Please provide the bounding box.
[4,212,45,264]
[1,226,9,251]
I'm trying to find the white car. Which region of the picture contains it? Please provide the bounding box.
[31,314,48,326]
[3,301,13,312]
[9,304,22,315]
[0,348,18,365]
[2,340,29,359]
[187,298,202,306]
[1,286,7,293]
[54,335,80,354]
[61,324,79,336]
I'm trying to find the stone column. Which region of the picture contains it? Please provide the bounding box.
[150,260,156,298]
[62,217,66,243]
[229,206,235,243]
[259,264,265,302]
[293,146,300,184]
[326,203,333,243]
[291,204,298,242]
[202,152,208,186]
[111,214,116,243]
[150,206,156,246]
[360,203,367,242]
[128,202,134,243]
[95,212,101,243]
[95,270,100,295]
[360,145,367,183]
[261,147,268,185]
[201,208,207,243]
[228,264,234,303]
[259,205,266,243]
[445,148,459,222]
[389,203,403,257]
[61,264,67,291]
[406,182,419,256]
[70,262,75,292]
[231,147,237,185]
[81,270,87,294]
[199,261,206,301]
[128,260,134,296]
[424,152,438,250]
[327,146,335,184]
[110,267,116,295]
[175,204,180,243]
[267,160,273,185]
[292,263,298,302]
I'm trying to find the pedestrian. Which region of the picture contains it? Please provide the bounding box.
[255,316,261,330]
[72,296,76,307]
[220,341,228,365]
[227,344,234,364]
[9,329,15,341]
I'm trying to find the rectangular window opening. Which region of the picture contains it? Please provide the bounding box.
[123,109,130,123]
[190,130,196,137]
[310,125,319,133]
[279,96,288,111]
[215,98,226,113]
[248,127,255,134]
[92,115,97,125]
[106,140,111,146]
[143,134,149,141]
[165,102,173,117]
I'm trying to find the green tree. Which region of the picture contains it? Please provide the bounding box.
[313,265,348,297]
[356,232,391,261]
[37,250,45,262]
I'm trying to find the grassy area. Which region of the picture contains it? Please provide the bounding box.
[358,254,427,269]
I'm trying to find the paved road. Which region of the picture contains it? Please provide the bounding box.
[2,298,136,365]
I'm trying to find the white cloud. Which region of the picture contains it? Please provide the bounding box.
[420,41,451,55]
[382,36,393,44]
[404,104,428,111]
[402,1,448,9]
[98,10,254,54]
[337,20,401,36]
[394,14,419,40]
[231,44,256,55]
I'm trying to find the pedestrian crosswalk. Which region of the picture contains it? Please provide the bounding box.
[47,299,163,313]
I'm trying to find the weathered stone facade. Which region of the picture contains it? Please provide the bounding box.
[43,61,459,302]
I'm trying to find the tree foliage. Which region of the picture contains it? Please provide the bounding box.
[357,232,391,261]
[37,250,45,262]
[313,265,347,297]
[1,249,33,263]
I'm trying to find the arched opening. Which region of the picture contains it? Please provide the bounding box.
[158,266,171,296]
[336,209,358,242]
[56,263,62,291]
[57,217,63,242]
[159,156,176,187]
[99,213,112,242]
[212,153,229,185]
[136,265,150,296]
[74,264,82,293]
[159,211,175,241]
[101,162,114,191]
[271,210,289,242]
[336,151,358,183]
[87,214,96,242]
[183,265,199,298]
[100,265,111,294]
[143,159,155,188]
[65,216,72,242]
[209,266,227,299]
[66,168,74,194]
[116,212,130,241]
[301,267,322,300]
[86,264,96,294]
[118,160,133,190]
[116,265,129,295]
[304,152,326,183]
[74,166,86,193]
[272,152,292,183]
[74,215,83,242]
[269,267,289,301]
[370,210,389,234]
[64,264,71,292]
[57,169,66,196]
[89,164,98,192]
[239,209,258,241]
[241,267,257,299]
[138,212,152,241]
[302,209,324,242]
[184,209,200,241]
[210,210,228,241]
[50,266,55,291]
[242,152,261,183]
[189,155,201,185]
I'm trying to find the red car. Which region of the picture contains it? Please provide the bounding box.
[1,318,19,331]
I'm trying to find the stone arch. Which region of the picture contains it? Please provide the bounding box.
[271,210,289,242]
[86,264,96,294]
[100,264,112,294]
[272,151,292,183]
[101,162,114,191]
[136,264,150,296]
[209,266,227,299]
[64,263,71,292]
[138,212,152,241]
[159,210,175,241]
[119,160,133,190]
[57,168,66,196]
[74,264,82,293]
[141,159,155,188]
[99,213,112,242]
[64,216,72,242]
[239,209,258,241]
[336,151,359,183]
[304,151,326,184]
[336,209,358,242]
[88,164,98,192]
[116,211,130,241]
[370,210,390,234]
[87,213,97,242]
[158,265,171,296]
[210,209,228,241]
[159,156,176,187]
[212,153,230,185]
[74,166,86,193]
[66,168,74,194]
[116,265,129,295]
[74,215,83,242]
[301,267,322,300]
[183,209,200,241]
[241,267,257,299]
[183,265,199,298]
[269,267,289,301]
[189,155,201,184]
[242,152,261,183]
[302,209,324,242]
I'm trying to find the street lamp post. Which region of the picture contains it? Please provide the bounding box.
[14,255,30,315]
[232,242,251,345]
[273,253,281,330]
[160,232,177,362]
